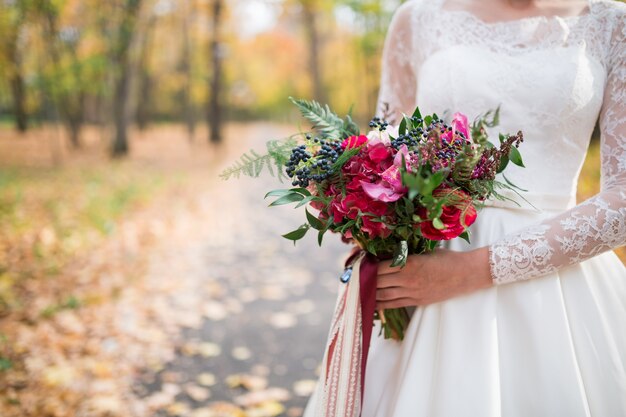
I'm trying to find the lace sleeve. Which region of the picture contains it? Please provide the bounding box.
[489,17,626,285]
[376,2,418,125]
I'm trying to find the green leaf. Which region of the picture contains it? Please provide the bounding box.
[265,189,292,199]
[487,106,500,127]
[331,146,360,171]
[295,195,315,208]
[424,115,433,126]
[399,116,407,135]
[412,106,422,121]
[509,146,525,167]
[289,187,311,196]
[404,197,415,216]
[269,193,304,206]
[220,137,298,181]
[502,174,528,192]
[318,230,325,246]
[432,217,445,230]
[459,230,471,244]
[421,171,445,197]
[497,156,509,174]
[282,224,310,242]
[306,209,325,230]
[289,97,346,139]
[391,241,408,267]
[366,241,378,256]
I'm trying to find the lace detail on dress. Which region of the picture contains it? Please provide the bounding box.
[489,2,626,283]
[556,195,626,262]
[375,0,626,284]
[490,225,557,285]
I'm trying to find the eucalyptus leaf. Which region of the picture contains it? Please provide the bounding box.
[318,230,325,246]
[282,224,310,242]
[291,187,312,196]
[265,189,292,199]
[269,193,304,206]
[295,195,315,208]
[306,209,325,230]
[432,217,445,230]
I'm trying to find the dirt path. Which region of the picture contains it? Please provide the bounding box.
[130,123,347,416]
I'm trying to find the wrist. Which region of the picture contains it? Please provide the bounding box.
[458,247,493,291]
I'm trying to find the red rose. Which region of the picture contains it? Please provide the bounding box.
[418,188,477,240]
[341,135,368,149]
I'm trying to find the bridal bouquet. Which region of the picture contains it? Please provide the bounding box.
[221,98,524,341]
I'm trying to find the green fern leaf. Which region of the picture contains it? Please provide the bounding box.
[289,97,345,139]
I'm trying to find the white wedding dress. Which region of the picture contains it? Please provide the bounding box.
[304,0,626,416]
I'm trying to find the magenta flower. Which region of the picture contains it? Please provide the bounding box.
[452,112,470,138]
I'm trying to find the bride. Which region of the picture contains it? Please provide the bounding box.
[304,0,626,415]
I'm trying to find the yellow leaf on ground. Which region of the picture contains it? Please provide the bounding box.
[197,372,217,387]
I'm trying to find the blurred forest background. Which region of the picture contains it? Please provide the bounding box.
[0,0,623,416]
[0,0,398,149]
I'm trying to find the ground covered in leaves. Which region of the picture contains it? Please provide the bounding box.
[0,124,623,417]
[0,123,347,417]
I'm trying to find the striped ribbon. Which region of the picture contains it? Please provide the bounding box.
[313,252,379,417]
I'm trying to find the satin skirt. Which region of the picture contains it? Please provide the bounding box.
[303,205,626,417]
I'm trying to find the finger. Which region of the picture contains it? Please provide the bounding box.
[376,287,405,302]
[376,273,405,289]
[377,260,402,275]
[376,297,415,310]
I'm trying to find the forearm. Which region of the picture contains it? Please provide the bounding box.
[454,247,493,293]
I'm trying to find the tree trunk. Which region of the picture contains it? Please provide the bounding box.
[207,0,223,144]
[135,17,155,131]
[182,0,196,141]
[40,4,85,148]
[6,23,28,132]
[67,119,82,149]
[9,72,28,132]
[110,0,143,157]
[112,64,131,156]
[302,2,325,103]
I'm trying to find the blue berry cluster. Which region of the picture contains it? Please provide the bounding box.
[285,138,343,187]
[368,116,389,131]
[390,116,424,149]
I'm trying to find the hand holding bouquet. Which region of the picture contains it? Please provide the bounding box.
[222,98,525,340]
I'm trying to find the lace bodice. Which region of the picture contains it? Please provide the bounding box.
[376,0,626,284]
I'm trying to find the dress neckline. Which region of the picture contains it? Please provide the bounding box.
[435,0,593,27]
